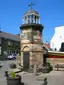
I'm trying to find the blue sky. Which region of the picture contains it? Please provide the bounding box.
[0,0,64,43]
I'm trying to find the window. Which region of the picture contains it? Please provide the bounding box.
[28,15,30,18]
[31,15,33,18]
[8,40,13,46]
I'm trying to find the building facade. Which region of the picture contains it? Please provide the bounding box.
[0,31,20,59]
[50,26,64,51]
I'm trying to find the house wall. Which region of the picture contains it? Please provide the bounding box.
[47,54,64,66]
[0,37,20,60]
[50,26,64,51]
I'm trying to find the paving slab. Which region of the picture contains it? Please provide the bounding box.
[9,68,21,73]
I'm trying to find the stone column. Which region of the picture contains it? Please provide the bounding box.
[33,53,38,76]
[30,52,33,66]
[21,52,23,67]
[34,63,38,76]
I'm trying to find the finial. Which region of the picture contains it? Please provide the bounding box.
[28,2,35,10]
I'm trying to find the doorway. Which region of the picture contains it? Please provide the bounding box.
[23,52,30,69]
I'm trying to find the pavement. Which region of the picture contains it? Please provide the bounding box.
[0,60,64,85]
[18,71,64,85]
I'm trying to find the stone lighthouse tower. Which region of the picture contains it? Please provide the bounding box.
[20,3,44,70]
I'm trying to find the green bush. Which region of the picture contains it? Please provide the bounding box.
[49,65,53,71]
[46,62,53,71]
[10,71,16,78]
[47,62,50,67]
[10,63,16,69]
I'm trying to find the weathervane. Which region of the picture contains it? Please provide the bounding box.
[28,2,35,10]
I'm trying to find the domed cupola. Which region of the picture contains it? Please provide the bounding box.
[22,3,40,24]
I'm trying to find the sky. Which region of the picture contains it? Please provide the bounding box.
[0,0,64,43]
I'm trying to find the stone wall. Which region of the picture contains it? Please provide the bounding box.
[47,58,64,65]
[20,43,43,68]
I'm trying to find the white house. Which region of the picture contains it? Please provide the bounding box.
[50,26,64,51]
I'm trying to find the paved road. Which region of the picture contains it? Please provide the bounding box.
[0,60,64,85]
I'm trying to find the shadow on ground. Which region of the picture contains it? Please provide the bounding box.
[21,82,24,85]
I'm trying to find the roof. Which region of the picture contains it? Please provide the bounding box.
[43,44,53,55]
[0,31,20,41]
[44,44,50,48]
[47,51,64,56]
[43,44,51,51]
[24,9,39,16]
[20,23,43,30]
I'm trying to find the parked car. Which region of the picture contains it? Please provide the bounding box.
[7,54,16,60]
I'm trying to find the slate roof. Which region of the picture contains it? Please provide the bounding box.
[0,31,20,41]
